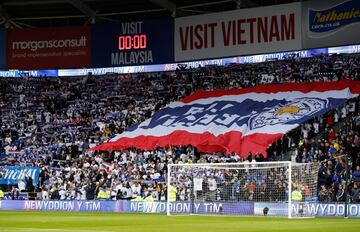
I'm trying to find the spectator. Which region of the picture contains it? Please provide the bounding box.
[42,187,49,200]
[351,183,360,202]
[10,186,19,200]
[353,166,360,182]
[318,185,331,202]
[85,179,96,200]
[336,184,345,202]
[97,185,110,200]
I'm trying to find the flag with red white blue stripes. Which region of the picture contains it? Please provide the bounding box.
[92,80,360,157]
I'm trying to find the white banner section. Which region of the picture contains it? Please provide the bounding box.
[175,3,302,62]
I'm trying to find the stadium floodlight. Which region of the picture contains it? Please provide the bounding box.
[167,162,319,218]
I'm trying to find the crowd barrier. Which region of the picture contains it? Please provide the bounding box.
[0,200,359,217]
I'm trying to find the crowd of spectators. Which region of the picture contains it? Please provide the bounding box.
[0,53,360,203]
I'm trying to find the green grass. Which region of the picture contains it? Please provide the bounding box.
[0,211,359,232]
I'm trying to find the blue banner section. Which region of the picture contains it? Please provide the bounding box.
[127,201,254,215]
[0,29,6,69]
[91,19,174,67]
[0,167,40,186]
[0,70,58,78]
[309,0,360,33]
[0,200,121,212]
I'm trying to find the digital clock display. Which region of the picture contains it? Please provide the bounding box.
[92,19,173,67]
[118,34,147,50]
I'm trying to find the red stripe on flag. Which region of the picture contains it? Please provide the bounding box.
[181,80,360,103]
[90,131,283,157]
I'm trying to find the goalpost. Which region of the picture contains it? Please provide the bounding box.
[167,162,319,218]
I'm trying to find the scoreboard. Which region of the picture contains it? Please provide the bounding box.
[91,19,174,67]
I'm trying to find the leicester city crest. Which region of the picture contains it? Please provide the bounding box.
[249,98,327,130]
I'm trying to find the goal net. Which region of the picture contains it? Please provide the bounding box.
[167,162,319,218]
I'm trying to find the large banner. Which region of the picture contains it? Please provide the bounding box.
[7,26,91,70]
[92,80,360,157]
[0,167,40,186]
[302,0,360,49]
[174,3,302,62]
[91,19,174,67]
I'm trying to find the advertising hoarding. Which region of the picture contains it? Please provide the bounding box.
[0,44,357,78]
[1,200,360,217]
[174,3,302,62]
[7,26,91,69]
[254,202,360,217]
[302,0,360,49]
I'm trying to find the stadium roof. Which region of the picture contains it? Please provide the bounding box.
[0,0,303,28]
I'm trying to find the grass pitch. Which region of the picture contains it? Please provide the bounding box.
[0,211,359,232]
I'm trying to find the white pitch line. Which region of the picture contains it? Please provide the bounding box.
[1,228,114,232]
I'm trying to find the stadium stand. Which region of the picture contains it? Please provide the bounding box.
[0,53,360,203]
